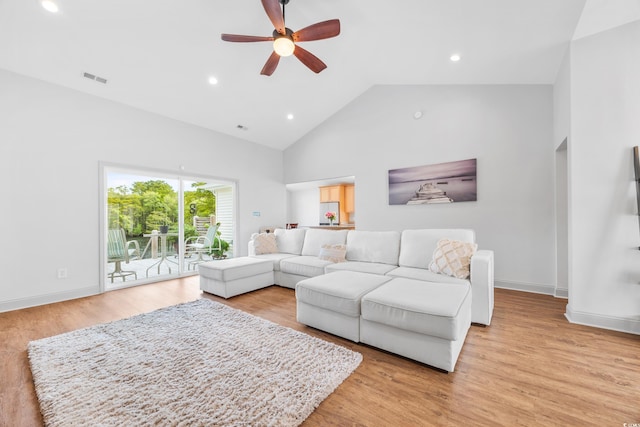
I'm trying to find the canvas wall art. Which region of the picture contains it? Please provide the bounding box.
[388,158,477,205]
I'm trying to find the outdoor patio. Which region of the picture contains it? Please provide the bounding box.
[106,245,233,285]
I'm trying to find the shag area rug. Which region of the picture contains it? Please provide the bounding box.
[28,299,362,426]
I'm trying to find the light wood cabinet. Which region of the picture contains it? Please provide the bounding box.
[320,184,355,225]
[344,184,355,213]
[319,185,342,202]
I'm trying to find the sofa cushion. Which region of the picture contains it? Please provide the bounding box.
[251,232,278,255]
[280,256,333,277]
[250,253,298,271]
[345,230,401,265]
[361,278,471,341]
[398,229,475,269]
[296,271,392,317]
[429,238,477,279]
[274,228,307,255]
[198,257,273,282]
[326,261,398,276]
[386,266,470,286]
[318,244,347,263]
[301,229,349,256]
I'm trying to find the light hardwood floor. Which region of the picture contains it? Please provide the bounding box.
[1,277,639,426]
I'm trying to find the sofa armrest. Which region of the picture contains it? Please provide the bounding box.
[470,249,494,326]
[247,234,258,256]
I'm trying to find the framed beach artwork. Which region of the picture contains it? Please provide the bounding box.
[388,158,477,205]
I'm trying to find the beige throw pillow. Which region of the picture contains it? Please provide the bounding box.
[253,232,278,255]
[318,244,347,263]
[429,238,477,279]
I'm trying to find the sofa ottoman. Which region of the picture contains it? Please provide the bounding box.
[296,271,392,342]
[360,278,472,372]
[199,257,274,299]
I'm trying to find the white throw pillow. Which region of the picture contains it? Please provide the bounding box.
[318,244,347,263]
[429,238,477,279]
[253,233,278,255]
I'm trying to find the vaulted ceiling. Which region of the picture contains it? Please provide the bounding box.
[0,0,635,150]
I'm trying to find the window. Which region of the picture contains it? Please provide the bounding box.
[101,164,236,291]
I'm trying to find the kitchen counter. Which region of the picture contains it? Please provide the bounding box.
[308,225,355,230]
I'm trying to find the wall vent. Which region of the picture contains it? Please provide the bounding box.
[83,72,108,84]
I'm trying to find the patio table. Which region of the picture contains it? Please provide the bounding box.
[143,232,178,277]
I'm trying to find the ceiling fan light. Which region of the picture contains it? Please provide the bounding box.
[273,37,295,57]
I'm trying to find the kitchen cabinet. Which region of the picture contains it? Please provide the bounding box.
[319,184,355,225]
[344,184,355,213]
[319,185,342,202]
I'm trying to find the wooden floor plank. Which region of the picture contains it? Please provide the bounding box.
[1,278,638,426]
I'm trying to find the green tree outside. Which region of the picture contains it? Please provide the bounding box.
[108,180,216,237]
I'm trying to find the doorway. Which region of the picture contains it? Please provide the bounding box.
[101,164,236,291]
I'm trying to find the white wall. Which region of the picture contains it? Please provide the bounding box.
[284,85,556,292]
[288,188,319,226]
[555,144,569,298]
[554,51,572,298]
[0,69,285,312]
[553,52,572,150]
[566,20,640,333]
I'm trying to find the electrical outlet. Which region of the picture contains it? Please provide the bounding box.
[57,268,68,279]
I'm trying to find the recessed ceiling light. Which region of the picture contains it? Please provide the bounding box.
[208,76,218,85]
[41,0,59,13]
[450,54,461,62]
[287,114,294,120]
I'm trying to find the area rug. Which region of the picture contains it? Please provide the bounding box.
[28,299,362,426]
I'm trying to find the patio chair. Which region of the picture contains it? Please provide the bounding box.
[185,223,221,270]
[107,228,138,282]
[123,230,141,260]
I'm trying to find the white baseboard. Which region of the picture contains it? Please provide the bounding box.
[554,286,568,299]
[495,279,556,296]
[0,286,100,313]
[495,280,568,299]
[565,306,640,336]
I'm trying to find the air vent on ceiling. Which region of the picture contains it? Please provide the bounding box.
[83,72,108,84]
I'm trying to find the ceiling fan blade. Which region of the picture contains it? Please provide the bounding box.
[293,19,341,42]
[261,51,281,76]
[261,0,285,35]
[293,45,327,74]
[221,34,274,42]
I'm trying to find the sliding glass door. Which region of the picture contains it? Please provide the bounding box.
[102,165,235,291]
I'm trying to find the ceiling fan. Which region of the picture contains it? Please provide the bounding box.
[221,0,340,76]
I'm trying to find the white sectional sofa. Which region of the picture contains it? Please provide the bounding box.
[249,228,494,326]
[243,227,494,372]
